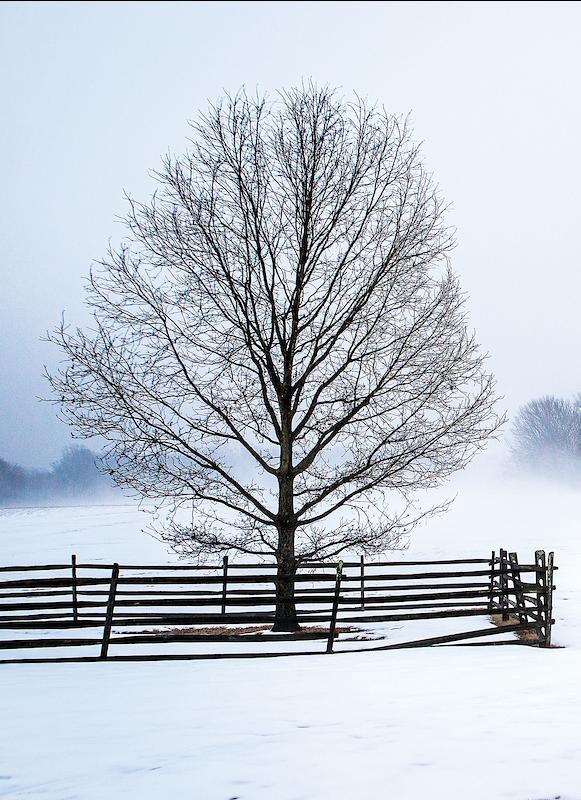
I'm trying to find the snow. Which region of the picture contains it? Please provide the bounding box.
[1,479,580,799]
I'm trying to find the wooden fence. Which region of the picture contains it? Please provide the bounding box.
[0,549,556,663]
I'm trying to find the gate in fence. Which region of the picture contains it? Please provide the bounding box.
[0,549,556,663]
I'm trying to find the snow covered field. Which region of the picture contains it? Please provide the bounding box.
[1,479,580,799]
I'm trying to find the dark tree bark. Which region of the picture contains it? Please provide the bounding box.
[273,472,299,631]
[46,84,502,630]
[273,533,299,632]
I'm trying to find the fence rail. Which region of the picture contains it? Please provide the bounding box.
[0,550,556,663]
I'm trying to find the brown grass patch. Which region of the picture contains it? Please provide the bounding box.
[129,624,361,637]
[491,613,543,645]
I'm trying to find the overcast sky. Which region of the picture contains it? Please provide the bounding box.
[1,0,580,467]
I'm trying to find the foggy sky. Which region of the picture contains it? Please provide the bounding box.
[1,0,580,468]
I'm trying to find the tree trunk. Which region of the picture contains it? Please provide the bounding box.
[272,531,299,632]
[273,387,299,631]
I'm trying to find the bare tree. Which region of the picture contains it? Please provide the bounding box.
[47,85,501,630]
[511,396,581,475]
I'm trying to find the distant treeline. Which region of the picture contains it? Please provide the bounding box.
[0,446,114,506]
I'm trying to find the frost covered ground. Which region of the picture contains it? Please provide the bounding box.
[1,478,580,799]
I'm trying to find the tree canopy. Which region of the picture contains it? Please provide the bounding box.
[48,85,501,628]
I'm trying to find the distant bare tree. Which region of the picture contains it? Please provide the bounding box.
[511,396,581,475]
[51,446,110,497]
[47,85,501,630]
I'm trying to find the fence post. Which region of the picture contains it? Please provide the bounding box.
[326,560,344,654]
[488,550,496,613]
[499,548,510,621]
[535,550,547,645]
[360,555,365,610]
[508,552,526,624]
[544,551,555,647]
[71,553,78,624]
[221,555,229,616]
[100,563,119,659]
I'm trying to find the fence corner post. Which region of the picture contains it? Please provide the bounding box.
[500,548,510,621]
[488,550,496,613]
[534,549,547,645]
[544,551,555,647]
[100,562,119,659]
[326,560,344,654]
[508,552,526,625]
